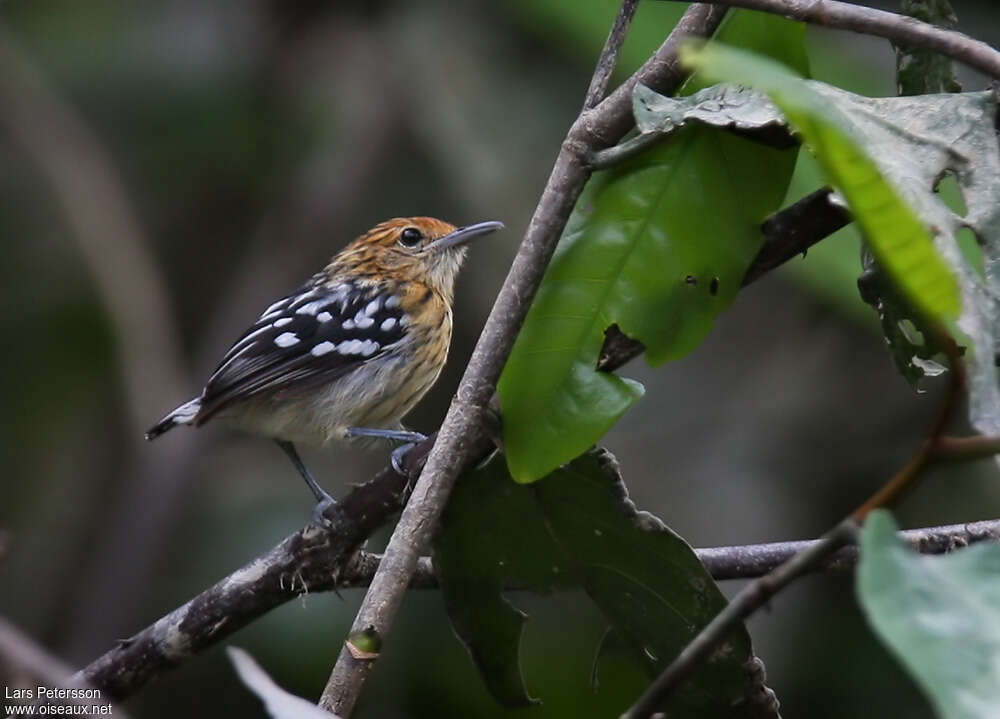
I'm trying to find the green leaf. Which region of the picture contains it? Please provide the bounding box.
[433,450,775,716]
[432,459,574,706]
[857,510,1000,719]
[683,43,1000,443]
[498,12,807,484]
[684,43,961,326]
[534,450,774,717]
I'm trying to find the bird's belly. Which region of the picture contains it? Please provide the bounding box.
[223,350,443,447]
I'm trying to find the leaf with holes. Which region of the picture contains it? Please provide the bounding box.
[684,43,1000,446]
[498,12,807,483]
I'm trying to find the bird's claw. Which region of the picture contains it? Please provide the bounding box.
[391,442,416,477]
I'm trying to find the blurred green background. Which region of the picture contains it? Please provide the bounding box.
[2,1,999,717]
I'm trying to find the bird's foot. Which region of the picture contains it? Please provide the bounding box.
[391,442,416,476]
[347,427,427,444]
[311,493,338,528]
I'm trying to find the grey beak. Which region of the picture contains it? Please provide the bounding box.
[430,220,504,252]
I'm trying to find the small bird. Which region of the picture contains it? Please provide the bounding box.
[147,217,504,515]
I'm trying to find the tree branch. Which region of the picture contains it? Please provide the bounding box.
[75,420,1000,703]
[338,518,1000,587]
[317,5,728,715]
[659,0,1000,80]
[743,187,850,285]
[583,0,641,111]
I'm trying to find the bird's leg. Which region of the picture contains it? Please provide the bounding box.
[346,427,427,444]
[346,427,428,476]
[274,440,336,523]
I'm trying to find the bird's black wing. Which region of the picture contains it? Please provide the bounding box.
[196,278,407,423]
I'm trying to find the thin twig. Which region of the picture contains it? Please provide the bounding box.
[623,520,859,719]
[317,6,728,715]
[743,187,850,285]
[659,0,1000,80]
[623,334,966,718]
[932,433,1000,460]
[0,617,131,719]
[583,0,641,111]
[338,518,1000,587]
[851,337,964,522]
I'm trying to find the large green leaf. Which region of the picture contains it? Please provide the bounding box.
[684,43,961,326]
[684,43,1000,443]
[857,510,1000,719]
[433,449,776,716]
[432,459,575,706]
[498,12,807,483]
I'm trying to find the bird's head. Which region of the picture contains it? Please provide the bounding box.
[331,217,504,299]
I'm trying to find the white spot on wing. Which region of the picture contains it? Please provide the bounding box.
[342,319,355,330]
[380,317,397,332]
[355,315,374,329]
[364,298,381,316]
[273,317,293,328]
[338,339,363,355]
[311,341,337,356]
[385,295,400,309]
[274,332,299,348]
[360,340,379,356]
[317,311,333,323]
[296,299,330,316]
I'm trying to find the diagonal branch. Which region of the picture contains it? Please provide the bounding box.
[583,0,641,111]
[658,0,1000,80]
[317,6,729,714]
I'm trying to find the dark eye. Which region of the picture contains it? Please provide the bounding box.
[398,227,423,248]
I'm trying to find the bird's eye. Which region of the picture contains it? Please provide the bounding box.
[398,227,423,248]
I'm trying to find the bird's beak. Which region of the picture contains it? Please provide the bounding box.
[429,220,504,252]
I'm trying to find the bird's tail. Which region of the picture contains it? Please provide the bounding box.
[145,398,202,440]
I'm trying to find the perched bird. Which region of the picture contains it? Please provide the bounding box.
[147,217,504,514]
